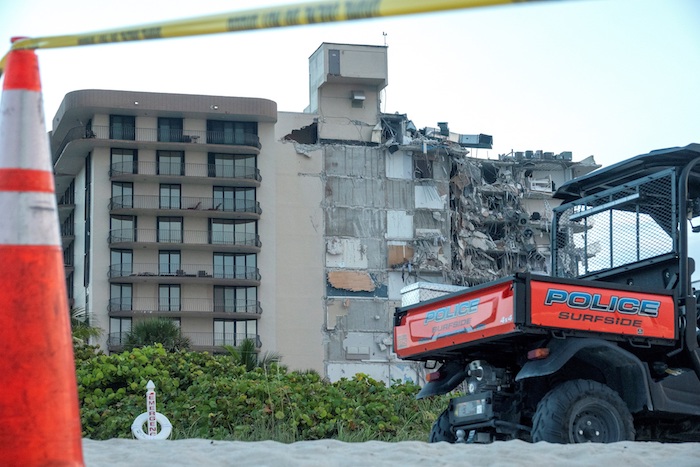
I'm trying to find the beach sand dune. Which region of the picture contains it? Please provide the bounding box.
[82,438,700,467]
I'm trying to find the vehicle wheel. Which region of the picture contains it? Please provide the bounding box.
[532,379,635,444]
[429,409,456,443]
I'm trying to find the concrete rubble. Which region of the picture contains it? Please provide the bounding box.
[285,111,599,383]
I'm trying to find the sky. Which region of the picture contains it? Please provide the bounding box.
[0,0,698,167]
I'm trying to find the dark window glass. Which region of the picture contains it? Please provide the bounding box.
[157,217,182,243]
[110,115,135,140]
[157,150,184,176]
[111,148,138,174]
[112,182,133,209]
[160,184,181,209]
[158,117,184,142]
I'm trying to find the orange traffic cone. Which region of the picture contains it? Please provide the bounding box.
[0,38,84,466]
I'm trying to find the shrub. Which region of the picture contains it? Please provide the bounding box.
[74,345,446,441]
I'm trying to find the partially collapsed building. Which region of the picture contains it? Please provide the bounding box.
[51,42,598,382]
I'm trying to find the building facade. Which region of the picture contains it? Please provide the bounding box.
[51,43,598,380]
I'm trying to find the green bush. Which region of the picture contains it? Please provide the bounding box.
[75,345,447,441]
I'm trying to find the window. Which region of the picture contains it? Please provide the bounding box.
[110,249,133,277]
[329,49,340,76]
[158,217,182,243]
[159,184,181,209]
[109,317,132,345]
[110,284,133,311]
[208,153,257,179]
[84,153,91,287]
[207,120,257,145]
[110,115,135,140]
[214,286,257,313]
[110,215,136,242]
[111,148,137,174]
[61,211,74,236]
[157,150,184,176]
[213,253,256,279]
[213,319,257,346]
[158,117,184,142]
[213,186,255,212]
[63,241,74,267]
[159,250,181,275]
[210,219,256,245]
[112,182,133,209]
[159,284,181,311]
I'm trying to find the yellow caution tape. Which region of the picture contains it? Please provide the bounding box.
[0,0,554,77]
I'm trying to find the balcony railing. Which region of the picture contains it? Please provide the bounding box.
[108,297,262,314]
[109,161,261,181]
[108,263,261,280]
[107,332,261,349]
[109,195,261,214]
[54,124,262,164]
[107,229,261,248]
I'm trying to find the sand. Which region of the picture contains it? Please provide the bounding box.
[82,438,700,467]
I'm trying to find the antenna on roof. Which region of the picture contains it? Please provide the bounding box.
[383,32,387,46]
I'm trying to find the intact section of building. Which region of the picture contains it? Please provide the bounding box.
[52,43,599,381]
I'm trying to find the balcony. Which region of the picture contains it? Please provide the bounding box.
[54,125,261,163]
[109,196,261,219]
[109,161,261,187]
[108,263,261,285]
[108,297,262,318]
[108,332,261,352]
[107,229,261,252]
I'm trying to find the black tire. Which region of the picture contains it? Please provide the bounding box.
[429,409,456,443]
[532,379,635,444]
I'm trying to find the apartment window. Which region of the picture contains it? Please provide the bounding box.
[158,216,182,243]
[210,219,256,245]
[110,284,133,311]
[84,153,91,287]
[214,286,257,313]
[159,184,181,209]
[111,148,138,174]
[159,284,181,311]
[63,241,74,267]
[112,182,133,209]
[159,250,181,276]
[110,249,133,277]
[213,186,255,212]
[158,117,184,142]
[208,153,256,179]
[59,180,75,205]
[213,253,256,279]
[66,272,74,302]
[61,211,74,236]
[213,319,257,346]
[207,120,257,145]
[157,150,184,176]
[110,215,136,242]
[110,317,132,345]
[110,115,135,140]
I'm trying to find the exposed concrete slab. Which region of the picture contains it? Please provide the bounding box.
[384,179,415,210]
[326,237,368,269]
[325,145,383,178]
[325,177,384,208]
[325,207,385,237]
[386,210,413,240]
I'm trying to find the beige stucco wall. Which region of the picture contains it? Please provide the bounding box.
[257,111,325,373]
